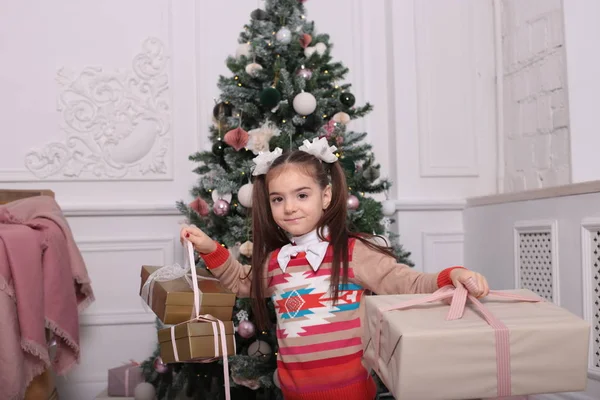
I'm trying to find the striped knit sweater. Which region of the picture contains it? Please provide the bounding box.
[201,233,460,400]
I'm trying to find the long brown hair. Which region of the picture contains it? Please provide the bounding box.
[250,150,395,329]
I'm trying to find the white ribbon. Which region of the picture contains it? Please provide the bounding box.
[252,147,283,176]
[140,241,220,309]
[298,137,338,163]
[277,241,329,272]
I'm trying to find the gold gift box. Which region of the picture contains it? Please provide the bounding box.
[158,322,236,363]
[140,265,236,324]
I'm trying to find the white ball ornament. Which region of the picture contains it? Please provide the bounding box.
[381,200,396,216]
[332,112,351,125]
[238,183,253,208]
[275,27,292,44]
[293,92,317,115]
[245,63,263,77]
[134,382,156,400]
[314,42,327,55]
[248,340,272,358]
[236,43,251,59]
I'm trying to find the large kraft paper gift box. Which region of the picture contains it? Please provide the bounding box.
[363,288,590,400]
[158,321,236,363]
[140,265,236,324]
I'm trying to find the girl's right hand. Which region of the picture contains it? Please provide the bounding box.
[180,225,217,254]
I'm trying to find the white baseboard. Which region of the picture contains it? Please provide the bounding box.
[530,392,596,400]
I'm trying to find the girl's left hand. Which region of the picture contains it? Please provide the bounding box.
[449,268,490,298]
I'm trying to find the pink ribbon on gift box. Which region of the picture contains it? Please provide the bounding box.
[166,240,235,400]
[373,279,542,398]
[123,360,140,396]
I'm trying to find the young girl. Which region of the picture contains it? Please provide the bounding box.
[181,138,490,400]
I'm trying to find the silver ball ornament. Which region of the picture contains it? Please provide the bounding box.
[213,199,230,216]
[347,195,360,210]
[276,27,292,44]
[297,66,313,80]
[237,320,256,338]
[153,356,168,374]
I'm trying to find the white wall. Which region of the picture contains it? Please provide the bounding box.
[0,1,497,398]
[563,0,600,184]
[500,0,571,192]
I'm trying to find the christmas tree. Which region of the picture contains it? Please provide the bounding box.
[141,0,411,399]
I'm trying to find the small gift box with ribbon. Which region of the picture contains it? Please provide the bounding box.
[107,362,143,397]
[158,320,236,363]
[153,241,236,400]
[139,258,236,324]
[363,284,590,400]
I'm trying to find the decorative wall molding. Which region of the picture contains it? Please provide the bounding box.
[58,199,465,217]
[581,217,600,381]
[394,198,466,211]
[421,231,464,273]
[513,220,560,304]
[79,310,154,327]
[76,236,174,255]
[415,1,479,178]
[62,203,181,217]
[19,37,172,181]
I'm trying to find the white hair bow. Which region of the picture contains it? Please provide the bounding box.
[251,137,338,176]
[299,137,338,163]
[252,147,283,176]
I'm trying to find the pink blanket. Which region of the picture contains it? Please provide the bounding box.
[0,196,94,399]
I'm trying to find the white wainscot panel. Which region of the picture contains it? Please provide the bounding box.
[422,232,464,273]
[77,236,174,326]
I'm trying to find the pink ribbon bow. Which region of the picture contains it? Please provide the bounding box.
[373,279,542,398]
